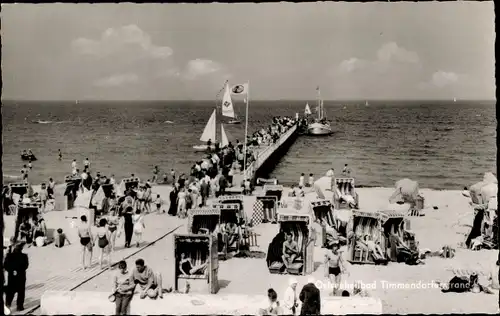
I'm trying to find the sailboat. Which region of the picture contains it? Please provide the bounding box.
[307,87,333,136]
[365,100,369,106]
[193,109,217,151]
[304,103,312,116]
[222,84,241,124]
[453,97,457,103]
[220,124,230,148]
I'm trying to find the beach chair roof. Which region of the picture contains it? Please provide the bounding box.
[335,178,355,185]
[263,184,284,192]
[64,174,81,182]
[121,177,140,184]
[351,210,380,219]
[309,199,332,207]
[218,195,244,202]
[190,208,221,216]
[377,209,406,222]
[213,203,240,211]
[18,202,41,209]
[278,213,311,224]
[174,234,212,244]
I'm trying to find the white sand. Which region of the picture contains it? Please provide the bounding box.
[8,181,498,314]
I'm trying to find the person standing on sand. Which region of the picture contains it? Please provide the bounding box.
[299,173,305,188]
[84,158,90,171]
[200,178,210,207]
[170,169,176,184]
[71,159,77,174]
[324,241,349,296]
[47,178,55,198]
[299,277,321,315]
[4,242,29,312]
[94,218,111,270]
[132,209,145,248]
[122,207,134,248]
[283,278,299,315]
[168,186,178,216]
[58,149,62,161]
[152,166,159,183]
[177,188,187,218]
[113,260,135,315]
[78,215,93,269]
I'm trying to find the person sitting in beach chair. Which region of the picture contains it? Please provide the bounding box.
[358,235,385,260]
[282,232,300,270]
[179,252,208,276]
[322,219,347,245]
[225,222,241,252]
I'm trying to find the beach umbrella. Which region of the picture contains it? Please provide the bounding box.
[389,178,419,204]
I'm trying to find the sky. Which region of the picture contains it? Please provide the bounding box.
[1,2,496,101]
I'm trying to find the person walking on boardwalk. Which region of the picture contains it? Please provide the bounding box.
[4,242,29,312]
[94,218,112,269]
[168,185,179,216]
[133,209,145,248]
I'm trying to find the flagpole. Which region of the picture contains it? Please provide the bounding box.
[243,80,250,182]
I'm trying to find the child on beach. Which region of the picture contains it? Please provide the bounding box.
[154,194,163,213]
[133,210,145,248]
[54,228,71,248]
[299,173,305,187]
[308,174,314,187]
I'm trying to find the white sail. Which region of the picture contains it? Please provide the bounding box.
[200,109,217,142]
[221,83,235,118]
[305,103,312,115]
[221,124,229,148]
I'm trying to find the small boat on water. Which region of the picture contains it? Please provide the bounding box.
[228,118,241,124]
[193,109,217,152]
[21,153,37,161]
[307,86,333,136]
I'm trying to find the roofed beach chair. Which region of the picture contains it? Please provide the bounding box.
[333,178,359,210]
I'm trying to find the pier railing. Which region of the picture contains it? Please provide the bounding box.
[243,124,297,181]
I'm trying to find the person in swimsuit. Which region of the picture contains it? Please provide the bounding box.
[282,233,299,270]
[324,241,349,296]
[178,253,208,276]
[78,215,93,269]
[359,235,385,260]
[107,215,119,252]
[94,218,111,269]
[132,210,145,248]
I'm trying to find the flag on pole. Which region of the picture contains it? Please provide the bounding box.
[221,83,235,118]
[230,83,249,96]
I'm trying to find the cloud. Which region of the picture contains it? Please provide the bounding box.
[181,59,231,81]
[417,70,462,92]
[337,42,419,75]
[94,73,139,87]
[72,24,173,60]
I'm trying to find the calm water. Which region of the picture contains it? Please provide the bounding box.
[1,100,496,189]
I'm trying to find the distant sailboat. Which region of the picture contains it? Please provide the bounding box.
[193,109,217,151]
[221,83,241,124]
[365,100,369,106]
[75,100,79,105]
[453,97,457,103]
[304,103,312,115]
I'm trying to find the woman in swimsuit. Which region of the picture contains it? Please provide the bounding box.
[179,253,207,275]
[107,215,119,252]
[324,242,349,296]
[132,210,145,248]
[94,218,111,269]
[78,215,93,269]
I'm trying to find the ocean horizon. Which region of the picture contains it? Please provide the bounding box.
[2,100,496,190]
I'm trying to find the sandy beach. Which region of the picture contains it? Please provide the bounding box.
[20,179,492,314]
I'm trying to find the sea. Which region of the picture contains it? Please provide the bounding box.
[1,100,496,190]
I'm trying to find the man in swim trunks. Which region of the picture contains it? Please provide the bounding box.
[324,242,348,296]
[282,233,300,270]
[132,258,163,299]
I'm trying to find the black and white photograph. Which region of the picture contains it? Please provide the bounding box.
[1,1,497,315]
